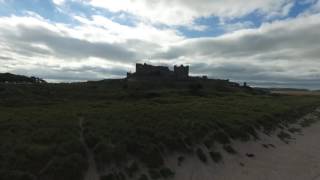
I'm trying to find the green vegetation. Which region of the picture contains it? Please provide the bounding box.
[196,148,208,163]
[0,80,319,180]
[223,145,237,154]
[288,127,302,134]
[209,151,223,163]
[177,156,185,166]
[0,73,46,84]
[300,115,320,127]
[148,169,162,179]
[125,161,139,178]
[277,131,292,143]
[159,167,175,178]
[138,174,149,180]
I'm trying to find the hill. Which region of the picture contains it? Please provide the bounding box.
[0,80,319,180]
[0,73,46,84]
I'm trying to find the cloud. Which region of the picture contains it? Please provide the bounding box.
[156,13,320,60]
[87,0,295,26]
[0,15,183,63]
[52,0,65,6]
[72,15,184,44]
[0,16,158,81]
[151,13,320,87]
[12,63,128,82]
[1,5,320,89]
[220,21,255,33]
[1,24,137,61]
[0,14,182,81]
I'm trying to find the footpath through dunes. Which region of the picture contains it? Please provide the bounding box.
[167,108,320,180]
[79,117,100,180]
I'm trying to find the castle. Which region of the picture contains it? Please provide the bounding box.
[127,63,189,80]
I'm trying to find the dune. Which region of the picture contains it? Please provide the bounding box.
[165,108,320,180]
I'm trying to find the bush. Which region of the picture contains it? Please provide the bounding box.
[177,156,185,166]
[0,170,36,180]
[209,151,222,163]
[100,172,126,180]
[94,143,114,165]
[196,148,207,163]
[125,161,139,178]
[213,131,230,144]
[100,173,115,180]
[160,167,175,178]
[288,127,301,134]
[148,169,161,179]
[94,143,127,167]
[41,153,87,180]
[188,83,204,96]
[138,174,149,180]
[277,131,292,143]
[84,132,100,148]
[140,148,164,168]
[115,172,126,180]
[203,137,214,149]
[223,145,237,154]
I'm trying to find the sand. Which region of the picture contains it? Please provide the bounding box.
[166,108,320,180]
[80,117,100,180]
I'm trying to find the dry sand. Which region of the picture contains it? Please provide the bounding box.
[80,117,100,180]
[166,108,320,180]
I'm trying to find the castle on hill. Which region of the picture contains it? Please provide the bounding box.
[127,63,193,80]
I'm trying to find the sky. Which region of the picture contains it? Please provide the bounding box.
[0,0,320,89]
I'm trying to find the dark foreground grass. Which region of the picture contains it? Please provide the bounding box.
[0,82,319,180]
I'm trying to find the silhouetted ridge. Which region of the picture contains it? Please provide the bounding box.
[0,73,46,84]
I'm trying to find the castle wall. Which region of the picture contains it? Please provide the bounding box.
[136,63,171,76]
[128,63,189,79]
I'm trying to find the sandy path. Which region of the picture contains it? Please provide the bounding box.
[79,117,100,180]
[167,108,320,180]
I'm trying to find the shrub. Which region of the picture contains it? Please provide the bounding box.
[84,132,100,148]
[94,143,114,164]
[0,170,36,180]
[300,118,317,127]
[196,148,207,163]
[94,143,127,166]
[203,138,214,149]
[277,131,292,142]
[100,173,115,180]
[214,131,230,144]
[112,144,128,164]
[140,148,164,168]
[115,172,126,180]
[138,174,149,180]
[160,167,175,178]
[41,153,87,180]
[177,156,185,166]
[188,83,204,96]
[148,169,161,179]
[223,145,237,154]
[288,127,301,134]
[209,151,222,163]
[125,161,139,178]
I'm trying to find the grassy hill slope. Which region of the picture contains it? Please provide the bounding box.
[0,80,319,180]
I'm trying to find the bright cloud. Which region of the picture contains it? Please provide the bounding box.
[52,0,65,6]
[88,0,294,26]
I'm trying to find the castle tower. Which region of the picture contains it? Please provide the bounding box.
[174,65,189,79]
